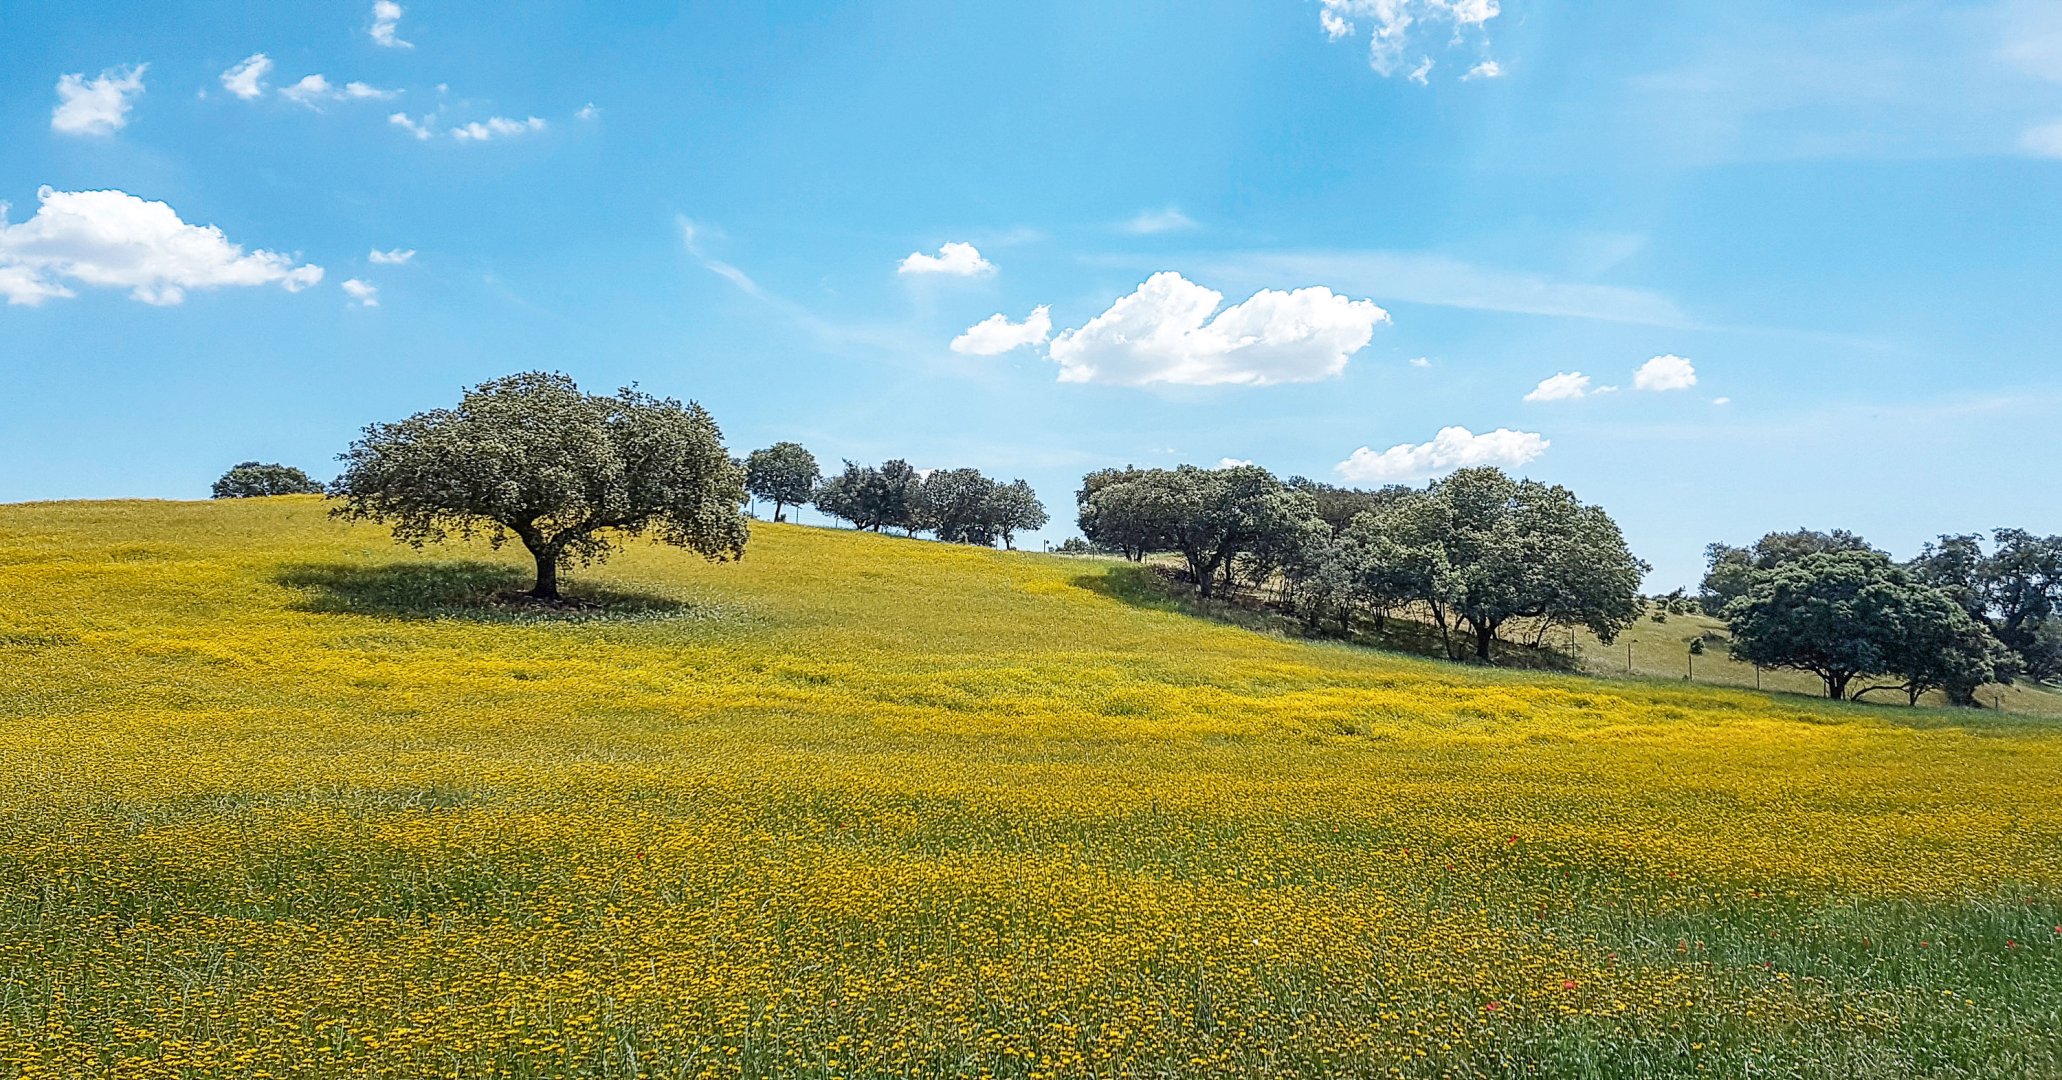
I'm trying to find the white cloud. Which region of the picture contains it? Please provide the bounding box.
[1121,208,1198,235]
[282,74,398,107]
[1336,426,1548,484]
[577,102,600,121]
[281,74,333,106]
[898,241,994,276]
[1633,353,1698,391]
[1463,59,1504,80]
[342,278,378,306]
[1523,371,1593,402]
[368,247,415,264]
[1215,457,1254,469]
[951,305,1051,356]
[389,112,434,140]
[0,187,322,306]
[1047,271,1389,386]
[2021,120,2062,158]
[1317,0,1500,79]
[1183,250,1690,327]
[678,217,768,300]
[370,0,412,48]
[1407,58,1434,85]
[1712,396,1732,405]
[220,54,272,100]
[1408,356,1432,367]
[52,65,146,136]
[451,116,546,141]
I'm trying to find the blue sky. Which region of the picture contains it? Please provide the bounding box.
[5,0,2061,587]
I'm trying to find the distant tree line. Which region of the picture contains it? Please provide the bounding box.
[212,461,324,498]
[1074,463,1648,663]
[740,441,1049,549]
[1699,528,2061,703]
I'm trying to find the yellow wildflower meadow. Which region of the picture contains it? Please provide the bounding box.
[1,497,2057,1077]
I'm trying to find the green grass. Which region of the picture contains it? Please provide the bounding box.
[1568,609,2062,718]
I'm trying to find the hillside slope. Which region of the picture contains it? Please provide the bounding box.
[4,497,2059,1078]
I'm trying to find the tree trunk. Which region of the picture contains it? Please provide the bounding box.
[1474,622,1496,662]
[529,547,560,600]
[1824,672,1851,700]
[773,501,787,523]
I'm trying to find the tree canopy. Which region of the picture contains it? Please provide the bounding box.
[1722,550,2008,701]
[743,441,820,522]
[211,461,324,498]
[813,460,1046,549]
[1700,529,1884,614]
[988,479,1049,550]
[813,459,924,534]
[1079,465,1321,599]
[1341,467,1647,660]
[919,467,1000,545]
[1909,529,2062,692]
[1076,467,1174,562]
[329,371,749,600]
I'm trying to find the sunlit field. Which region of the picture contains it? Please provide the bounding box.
[4,497,2059,1079]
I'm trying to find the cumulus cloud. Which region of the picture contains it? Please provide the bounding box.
[388,112,434,140]
[951,305,1051,356]
[576,102,600,121]
[1408,356,1432,367]
[1121,208,1198,235]
[898,241,994,276]
[1336,426,1548,484]
[368,247,415,264]
[1046,271,1389,386]
[0,187,322,306]
[1316,0,1500,80]
[1319,0,1501,77]
[451,116,546,141]
[52,65,146,135]
[1463,59,1504,80]
[1216,457,1254,469]
[220,54,272,100]
[342,278,378,306]
[280,74,400,107]
[1524,371,1593,402]
[280,75,332,105]
[370,0,412,48]
[1633,353,1698,391]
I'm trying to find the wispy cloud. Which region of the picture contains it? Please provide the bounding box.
[1178,250,1692,327]
[1120,208,1198,235]
[678,218,769,301]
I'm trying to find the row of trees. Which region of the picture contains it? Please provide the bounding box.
[1701,528,2062,702]
[1076,464,1649,662]
[815,461,1048,548]
[743,440,1049,548]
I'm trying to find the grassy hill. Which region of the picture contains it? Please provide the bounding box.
[4,497,2059,1078]
[1571,610,2062,719]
